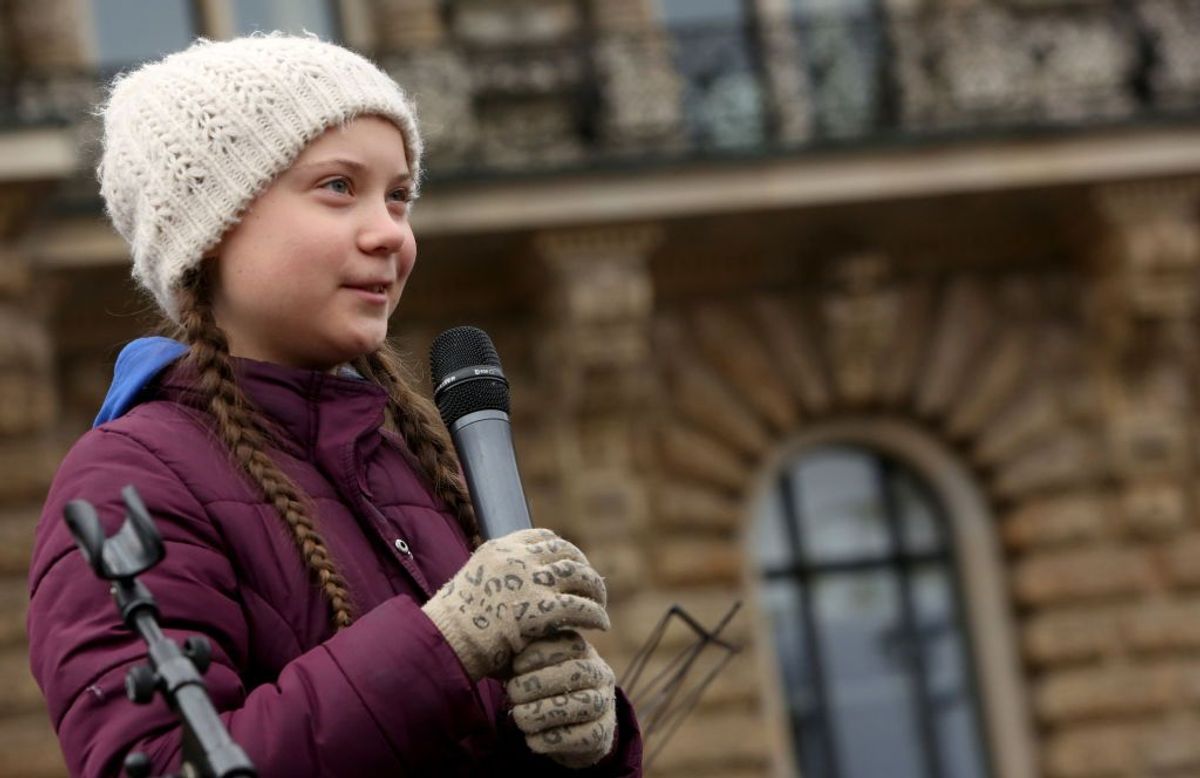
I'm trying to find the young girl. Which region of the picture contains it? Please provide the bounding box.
[27,34,641,777]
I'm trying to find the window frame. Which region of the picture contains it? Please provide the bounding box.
[745,417,1037,778]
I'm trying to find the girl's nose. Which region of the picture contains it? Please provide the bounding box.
[359,204,407,255]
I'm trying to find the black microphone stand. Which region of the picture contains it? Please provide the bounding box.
[64,484,257,778]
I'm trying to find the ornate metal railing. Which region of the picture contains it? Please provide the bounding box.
[3,0,1199,182]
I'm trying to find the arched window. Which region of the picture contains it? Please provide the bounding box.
[752,421,1033,778]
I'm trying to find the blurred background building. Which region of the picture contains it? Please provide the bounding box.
[2,0,1200,776]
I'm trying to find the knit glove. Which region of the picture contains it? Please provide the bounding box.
[423,528,610,681]
[506,630,618,769]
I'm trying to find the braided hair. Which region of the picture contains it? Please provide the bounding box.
[172,267,479,630]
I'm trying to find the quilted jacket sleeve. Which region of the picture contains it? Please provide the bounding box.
[28,426,512,777]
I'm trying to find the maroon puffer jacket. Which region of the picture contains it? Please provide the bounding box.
[27,356,642,777]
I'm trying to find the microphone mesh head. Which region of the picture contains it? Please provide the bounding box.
[429,326,510,427]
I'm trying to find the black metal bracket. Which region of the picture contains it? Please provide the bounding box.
[64,485,257,778]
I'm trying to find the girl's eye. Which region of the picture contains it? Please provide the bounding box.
[388,187,412,204]
[321,178,351,195]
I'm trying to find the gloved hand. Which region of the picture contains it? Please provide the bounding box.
[506,630,618,768]
[423,528,610,681]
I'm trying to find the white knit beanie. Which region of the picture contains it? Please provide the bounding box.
[97,33,423,323]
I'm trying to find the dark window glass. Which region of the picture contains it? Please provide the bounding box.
[791,0,874,17]
[757,445,991,778]
[788,0,884,137]
[93,0,194,68]
[653,0,763,150]
[656,0,745,24]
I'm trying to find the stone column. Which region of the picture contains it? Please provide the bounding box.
[534,226,660,663]
[1046,179,1200,777]
[752,0,813,145]
[1091,180,1200,549]
[12,0,85,68]
[588,0,687,158]
[0,241,66,777]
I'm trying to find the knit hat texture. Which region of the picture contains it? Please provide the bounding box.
[97,33,422,322]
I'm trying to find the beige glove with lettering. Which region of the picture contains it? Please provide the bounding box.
[506,630,618,768]
[423,528,610,681]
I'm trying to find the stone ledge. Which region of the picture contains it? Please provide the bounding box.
[1002,493,1114,551]
[1045,716,1200,778]
[1035,660,1184,723]
[1013,546,1155,606]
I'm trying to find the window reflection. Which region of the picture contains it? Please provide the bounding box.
[795,448,891,562]
[756,445,990,778]
[789,0,884,137]
[93,0,194,68]
[654,0,765,150]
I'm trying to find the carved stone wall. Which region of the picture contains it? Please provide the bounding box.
[533,226,660,660]
[637,179,1200,778]
[650,262,1074,777]
[1034,180,1200,777]
[0,233,67,776]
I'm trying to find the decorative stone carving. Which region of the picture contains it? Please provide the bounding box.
[536,226,659,412]
[821,251,901,407]
[1091,181,1200,371]
[1095,182,1200,316]
[891,6,1136,131]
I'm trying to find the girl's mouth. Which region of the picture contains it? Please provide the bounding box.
[344,284,389,303]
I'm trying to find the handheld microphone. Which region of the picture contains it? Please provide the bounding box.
[429,326,532,539]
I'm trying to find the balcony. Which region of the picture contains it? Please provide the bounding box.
[2,0,1198,185]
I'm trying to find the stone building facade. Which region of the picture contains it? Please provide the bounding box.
[2,0,1200,776]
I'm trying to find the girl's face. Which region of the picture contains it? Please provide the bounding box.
[210,116,416,371]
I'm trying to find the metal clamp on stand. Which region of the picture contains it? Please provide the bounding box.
[64,485,257,778]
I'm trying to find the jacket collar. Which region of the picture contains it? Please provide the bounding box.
[159,355,390,461]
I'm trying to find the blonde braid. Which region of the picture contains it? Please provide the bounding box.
[176,271,356,630]
[354,345,481,548]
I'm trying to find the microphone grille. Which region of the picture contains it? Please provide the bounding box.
[429,326,510,427]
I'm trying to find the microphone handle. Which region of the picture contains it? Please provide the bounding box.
[450,409,533,539]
